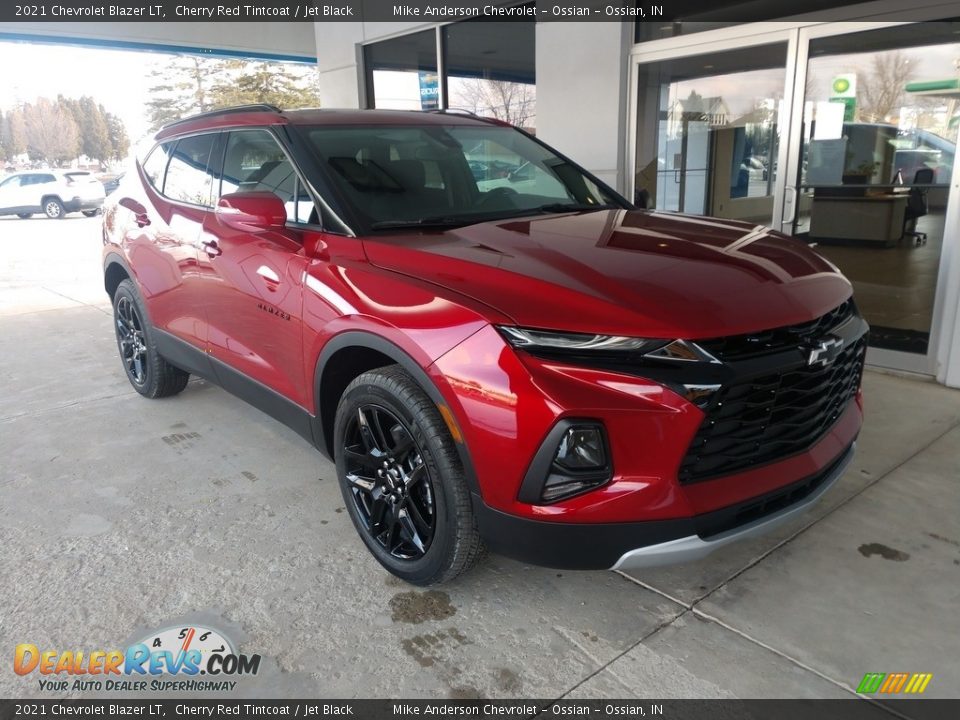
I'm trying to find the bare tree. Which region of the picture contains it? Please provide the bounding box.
[857,51,914,123]
[22,98,79,164]
[449,79,536,128]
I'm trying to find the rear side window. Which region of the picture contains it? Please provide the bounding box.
[36,174,56,184]
[165,134,216,206]
[221,129,315,224]
[142,142,174,192]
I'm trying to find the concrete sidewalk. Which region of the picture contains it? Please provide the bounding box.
[1,217,958,707]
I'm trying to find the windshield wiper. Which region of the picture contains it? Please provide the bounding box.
[370,217,477,230]
[370,203,621,231]
[532,202,620,214]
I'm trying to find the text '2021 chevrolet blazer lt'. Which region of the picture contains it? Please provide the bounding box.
[102,105,867,585]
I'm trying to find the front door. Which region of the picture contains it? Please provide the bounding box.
[199,128,312,407]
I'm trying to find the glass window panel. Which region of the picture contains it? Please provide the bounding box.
[164,135,215,206]
[364,30,438,110]
[792,23,960,355]
[634,43,787,226]
[444,17,536,130]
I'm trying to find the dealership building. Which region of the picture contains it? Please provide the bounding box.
[4,0,959,385]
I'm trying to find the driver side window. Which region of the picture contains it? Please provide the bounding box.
[220,129,317,225]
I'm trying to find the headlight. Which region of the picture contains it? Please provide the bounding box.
[497,326,667,353]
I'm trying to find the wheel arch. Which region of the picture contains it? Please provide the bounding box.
[103,253,133,301]
[314,331,481,496]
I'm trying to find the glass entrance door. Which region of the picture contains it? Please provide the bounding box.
[783,22,960,371]
[633,39,794,228]
[632,20,960,375]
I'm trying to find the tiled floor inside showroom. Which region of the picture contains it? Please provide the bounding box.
[1,216,958,709]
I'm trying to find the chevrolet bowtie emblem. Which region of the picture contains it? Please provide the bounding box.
[807,337,844,367]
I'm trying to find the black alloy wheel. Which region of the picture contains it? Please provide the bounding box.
[115,295,148,386]
[110,279,189,398]
[334,365,484,585]
[342,404,436,560]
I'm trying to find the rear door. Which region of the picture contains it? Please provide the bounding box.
[122,134,217,350]
[199,128,312,406]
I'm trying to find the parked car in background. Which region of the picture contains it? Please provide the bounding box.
[100,173,125,196]
[0,170,105,219]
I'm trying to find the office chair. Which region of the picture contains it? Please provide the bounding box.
[903,168,933,246]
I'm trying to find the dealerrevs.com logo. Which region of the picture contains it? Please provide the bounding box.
[14,624,260,692]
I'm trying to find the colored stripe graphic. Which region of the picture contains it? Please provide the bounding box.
[858,672,932,694]
[857,673,885,693]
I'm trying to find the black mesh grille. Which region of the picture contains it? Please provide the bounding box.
[697,298,856,362]
[679,334,866,484]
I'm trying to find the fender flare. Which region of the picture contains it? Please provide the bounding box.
[314,330,481,497]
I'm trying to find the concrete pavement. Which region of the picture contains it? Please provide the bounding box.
[0,215,957,707]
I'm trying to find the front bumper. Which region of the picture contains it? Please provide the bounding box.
[473,441,854,571]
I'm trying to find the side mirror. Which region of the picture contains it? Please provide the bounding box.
[215,192,286,232]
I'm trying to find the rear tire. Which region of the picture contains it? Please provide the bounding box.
[43,198,64,219]
[334,365,484,585]
[112,279,189,398]
[82,209,100,217]
[16,213,31,219]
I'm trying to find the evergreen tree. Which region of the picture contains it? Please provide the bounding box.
[210,60,321,110]
[145,55,224,131]
[105,111,130,162]
[145,55,321,131]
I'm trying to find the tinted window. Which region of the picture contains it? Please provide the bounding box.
[0,175,23,188]
[36,174,56,184]
[221,130,314,224]
[165,135,216,206]
[303,124,620,229]
[142,142,174,191]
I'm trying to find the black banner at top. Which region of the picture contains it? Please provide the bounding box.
[1,0,949,24]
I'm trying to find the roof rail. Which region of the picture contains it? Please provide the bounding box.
[160,104,283,131]
[428,108,480,118]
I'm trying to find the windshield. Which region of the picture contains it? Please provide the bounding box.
[299,123,626,231]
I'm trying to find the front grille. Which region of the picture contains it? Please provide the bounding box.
[697,298,856,361]
[679,334,866,484]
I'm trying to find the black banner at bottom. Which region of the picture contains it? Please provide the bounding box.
[0,700,957,720]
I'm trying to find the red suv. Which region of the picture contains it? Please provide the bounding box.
[103,105,866,585]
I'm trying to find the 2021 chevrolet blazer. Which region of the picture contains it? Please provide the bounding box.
[102,105,866,585]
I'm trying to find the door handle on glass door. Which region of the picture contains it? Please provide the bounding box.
[782,186,797,225]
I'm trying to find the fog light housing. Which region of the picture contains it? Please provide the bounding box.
[519,421,612,504]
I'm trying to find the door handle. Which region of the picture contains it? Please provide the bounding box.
[202,239,221,258]
[256,265,280,290]
[782,185,797,226]
[135,212,150,228]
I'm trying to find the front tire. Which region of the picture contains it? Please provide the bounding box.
[112,279,189,398]
[43,198,64,219]
[334,365,484,585]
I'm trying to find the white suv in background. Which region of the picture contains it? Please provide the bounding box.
[0,170,106,219]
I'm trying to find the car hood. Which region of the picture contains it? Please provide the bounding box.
[362,209,852,338]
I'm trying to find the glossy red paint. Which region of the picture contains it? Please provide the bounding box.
[215,192,288,232]
[103,108,865,567]
[363,210,851,338]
